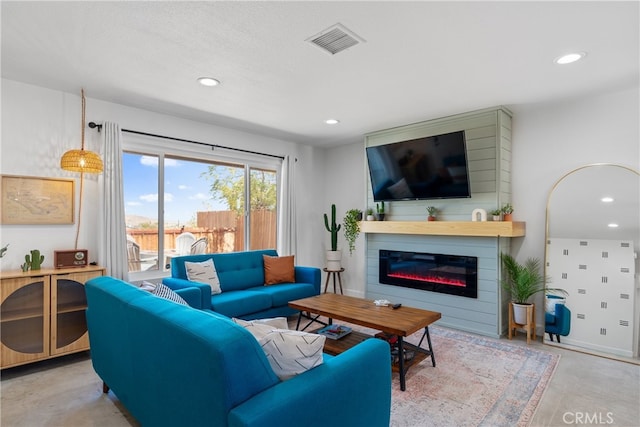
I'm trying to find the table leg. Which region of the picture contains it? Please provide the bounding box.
[337,272,343,295]
[397,336,406,391]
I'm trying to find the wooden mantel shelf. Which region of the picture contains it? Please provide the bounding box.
[359,221,525,237]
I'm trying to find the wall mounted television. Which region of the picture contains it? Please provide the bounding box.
[366,130,471,202]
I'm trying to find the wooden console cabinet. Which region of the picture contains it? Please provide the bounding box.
[0,265,105,369]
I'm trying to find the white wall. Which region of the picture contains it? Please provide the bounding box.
[323,142,367,296]
[510,85,639,262]
[0,79,326,272]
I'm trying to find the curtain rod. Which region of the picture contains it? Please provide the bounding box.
[88,122,285,160]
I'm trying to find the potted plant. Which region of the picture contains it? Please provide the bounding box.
[376,201,386,221]
[323,204,342,270]
[500,253,567,324]
[426,206,438,221]
[366,208,375,221]
[501,203,514,221]
[343,209,362,255]
[490,209,502,221]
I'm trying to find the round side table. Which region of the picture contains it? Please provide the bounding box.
[322,268,344,294]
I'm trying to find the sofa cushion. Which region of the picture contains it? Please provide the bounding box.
[251,283,317,307]
[185,259,222,295]
[151,283,189,306]
[211,290,272,318]
[263,255,295,285]
[213,249,278,291]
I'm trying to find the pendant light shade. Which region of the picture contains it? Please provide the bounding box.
[60,149,104,173]
[60,88,103,174]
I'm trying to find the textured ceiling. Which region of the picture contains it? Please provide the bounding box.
[2,1,638,147]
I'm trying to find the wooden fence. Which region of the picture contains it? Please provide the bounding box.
[128,210,276,253]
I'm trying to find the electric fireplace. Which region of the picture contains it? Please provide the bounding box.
[379,250,478,298]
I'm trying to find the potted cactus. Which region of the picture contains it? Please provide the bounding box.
[376,201,386,221]
[323,204,342,270]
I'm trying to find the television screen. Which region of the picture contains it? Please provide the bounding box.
[366,130,471,201]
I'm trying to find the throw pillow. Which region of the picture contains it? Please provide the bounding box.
[138,281,157,292]
[185,259,222,295]
[263,255,295,285]
[233,317,290,340]
[151,283,189,306]
[259,329,325,380]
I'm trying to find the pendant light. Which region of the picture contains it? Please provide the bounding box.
[60,89,103,173]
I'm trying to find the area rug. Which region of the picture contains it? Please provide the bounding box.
[382,326,559,427]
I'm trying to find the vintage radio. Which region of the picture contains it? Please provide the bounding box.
[54,249,89,268]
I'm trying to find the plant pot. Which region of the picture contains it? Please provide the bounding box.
[512,302,532,325]
[503,213,513,221]
[366,215,375,221]
[492,215,501,221]
[356,212,363,221]
[376,213,385,221]
[326,250,342,271]
[428,216,436,221]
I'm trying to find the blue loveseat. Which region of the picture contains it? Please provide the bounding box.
[163,249,321,319]
[85,276,392,427]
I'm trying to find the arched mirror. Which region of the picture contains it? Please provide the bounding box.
[545,163,640,361]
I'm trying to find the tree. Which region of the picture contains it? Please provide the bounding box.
[201,165,276,215]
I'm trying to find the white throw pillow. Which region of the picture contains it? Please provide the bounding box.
[232,317,289,340]
[138,281,157,292]
[259,329,325,380]
[185,259,222,295]
[151,283,189,306]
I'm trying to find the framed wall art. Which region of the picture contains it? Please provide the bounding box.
[0,175,74,225]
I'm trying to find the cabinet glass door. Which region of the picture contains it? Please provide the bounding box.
[1,277,50,366]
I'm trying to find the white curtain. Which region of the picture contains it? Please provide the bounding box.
[98,122,127,279]
[277,155,296,255]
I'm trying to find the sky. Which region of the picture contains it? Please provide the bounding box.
[123,153,227,225]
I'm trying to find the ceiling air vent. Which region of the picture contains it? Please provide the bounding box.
[307,23,365,55]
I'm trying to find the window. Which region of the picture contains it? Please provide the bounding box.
[122,141,279,278]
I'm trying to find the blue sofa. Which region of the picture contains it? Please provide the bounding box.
[545,298,571,343]
[85,276,392,427]
[163,249,321,320]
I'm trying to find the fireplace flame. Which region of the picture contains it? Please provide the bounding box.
[388,272,466,287]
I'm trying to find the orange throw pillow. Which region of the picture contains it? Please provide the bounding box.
[263,255,295,285]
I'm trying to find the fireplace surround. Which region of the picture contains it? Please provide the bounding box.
[379,250,478,298]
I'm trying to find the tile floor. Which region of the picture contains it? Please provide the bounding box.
[1,330,638,427]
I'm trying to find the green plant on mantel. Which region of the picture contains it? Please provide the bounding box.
[501,203,514,214]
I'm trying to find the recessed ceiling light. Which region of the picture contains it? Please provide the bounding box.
[554,52,586,65]
[601,197,614,203]
[608,223,619,228]
[325,119,340,125]
[197,77,220,87]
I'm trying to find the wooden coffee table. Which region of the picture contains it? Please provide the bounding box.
[289,293,441,391]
